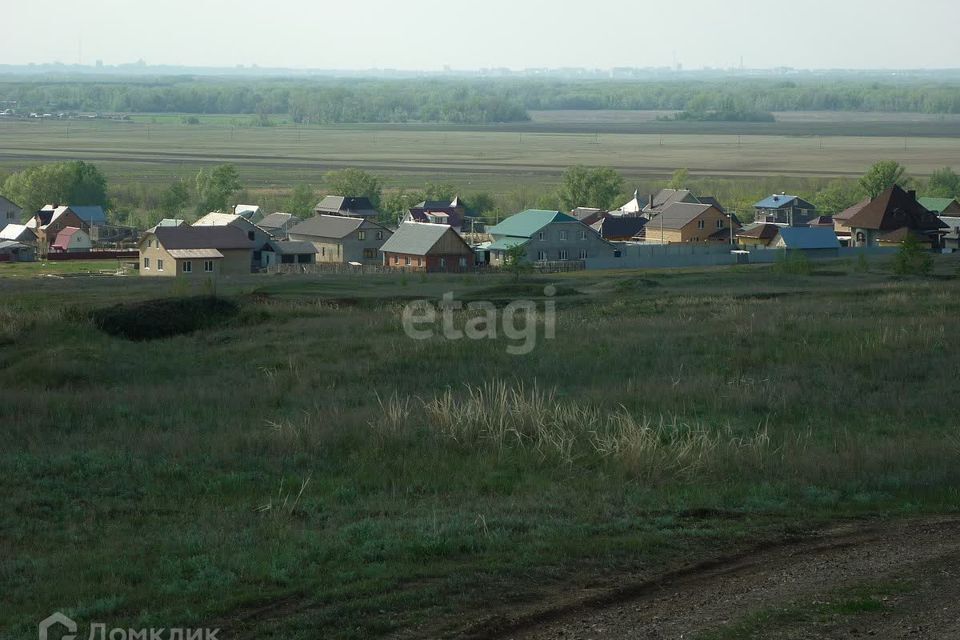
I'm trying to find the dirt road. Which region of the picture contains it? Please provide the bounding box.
[457,516,960,640]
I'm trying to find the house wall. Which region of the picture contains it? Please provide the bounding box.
[63,230,92,252]
[678,208,736,243]
[1,199,22,227]
[139,235,251,277]
[384,252,471,272]
[37,210,89,255]
[172,258,221,278]
[290,220,392,265]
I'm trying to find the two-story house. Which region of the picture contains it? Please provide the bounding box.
[0,195,23,228]
[139,225,254,278]
[25,205,91,256]
[645,202,739,244]
[753,194,817,226]
[486,209,616,266]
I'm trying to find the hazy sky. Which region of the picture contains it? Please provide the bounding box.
[7,0,960,70]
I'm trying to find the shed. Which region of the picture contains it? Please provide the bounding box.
[380,222,473,271]
[771,227,841,257]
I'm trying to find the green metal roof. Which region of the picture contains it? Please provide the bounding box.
[918,197,958,214]
[487,237,529,251]
[487,210,577,238]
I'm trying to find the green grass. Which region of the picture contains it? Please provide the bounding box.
[2,257,960,638]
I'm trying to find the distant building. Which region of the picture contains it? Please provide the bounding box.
[261,240,317,268]
[380,222,474,271]
[753,194,817,226]
[939,216,960,250]
[918,197,960,216]
[642,189,701,216]
[0,195,23,228]
[314,196,379,219]
[770,227,841,258]
[62,205,107,227]
[0,240,35,262]
[645,203,739,244]
[834,186,947,248]
[486,209,616,265]
[590,214,648,241]
[615,190,649,215]
[26,206,90,256]
[139,225,254,277]
[735,222,782,247]
[50,226,92,253]
[234,204,262,222]
[288,215,392,265]
[193,212,272,268]
[0,223,37,245]
[404,196,479,231]
[258,213,298,239]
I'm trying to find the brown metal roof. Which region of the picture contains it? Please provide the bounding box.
[844,186,948,232]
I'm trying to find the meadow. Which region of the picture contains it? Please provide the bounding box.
[2,255,960,638]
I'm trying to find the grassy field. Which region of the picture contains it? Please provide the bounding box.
[2,256,960,638]
[2,114,960,196]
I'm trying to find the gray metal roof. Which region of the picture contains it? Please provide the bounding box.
[649,202,714,229]
[259,212,296,229]
[267,240,318,255]
[315,196,379,217]
[379,222,465,255]
[288,214,364,239]
[151,225,253,250]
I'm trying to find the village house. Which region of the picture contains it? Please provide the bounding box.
[314,196,380,219]
[642,189,701,216]
[380,222,474,271]
[917,197,960,216]
[257,213,298,239]
[590,214,648,241]
[139,225,254,278]
[939,217,960,250]
[645,202,739,244]
[486,209,617,265]
[770,227,841,258]
[735,222,782,247]
[0,195,23,228]
[615,190,649,215]
[833,186,947,248]
[287,214,392,265]
[26,205,91,256]
[50,227,92,253]
[0,240,35,262]
[193,212,273,268]
[61,205,107,227]
[234,204,262,221]
[753,194,817,226]
[0,223,37,245]
[404,196,479,232]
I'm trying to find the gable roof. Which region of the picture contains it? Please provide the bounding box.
[380,222,470,256]
[0,195,22,210]
[834,197,870,221]
[258,212,296,229]
[265,240,318,255]
[774,227,841,249]
[844,185,947,232]
[650,202,717,230]
[938,216,960,240]
[753,194,814,210]
[288,214,365,239]
[0,224,34,241]
[644,189,699,212]
[51,226,86,250]
[487,209,578,238]
[234,204,261,219]
[315,195,379,217]
[697,196,726,213]
[593,215,648,239]
[194,212,244,227]
[736,222,783,241]
[151,225,253,250]
[156,218,185,227]
[69,205,107,225]
[917,197,959,214]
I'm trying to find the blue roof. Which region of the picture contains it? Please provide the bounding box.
[487,209,578,238]
[775,227,840,249]
[70,205,106,225]
[754,195,800,209]
[488,237,529,251]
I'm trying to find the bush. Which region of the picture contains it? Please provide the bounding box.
[772,250,813,275]
[91,296,240,341]
[893,234,933,276]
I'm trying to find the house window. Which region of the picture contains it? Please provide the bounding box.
[558,249,568,260]
[376,231,383,240]
[579,230,586,240]
[559,230,568,241]
[321,247,325,257]
[358,230,366,240]
[537,250,546,261]
[248,231,255,241]
[579,249,588,259]
[716,219,724,228]
[204,260,214,272]
[697,220,705,229]
[417,257,422,267]
[182,261,192,273]
[363,248,376,258]
[538,231,545,241]
[157,259,164,272]
[458,256,467,267]
[405,256,411,266]
[143,257,150,269]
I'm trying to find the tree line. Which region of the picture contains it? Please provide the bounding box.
[6,77,960,125]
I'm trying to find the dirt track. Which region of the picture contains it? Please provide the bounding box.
[455,517,960,640]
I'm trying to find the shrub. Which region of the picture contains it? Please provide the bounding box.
[893,234,933,276]
[772,250,813,275]
[91,296,240,341]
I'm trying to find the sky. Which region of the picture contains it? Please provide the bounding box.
[6,0,960,71]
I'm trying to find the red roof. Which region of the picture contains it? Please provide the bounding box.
[51,226,83,251]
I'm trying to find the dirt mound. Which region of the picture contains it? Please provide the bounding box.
[92,295,240,341]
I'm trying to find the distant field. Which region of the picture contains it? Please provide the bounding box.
[1,114,960,192]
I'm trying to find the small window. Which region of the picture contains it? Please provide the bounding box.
[458,256,467,267]
[716,219,724,228]
[440,257,446,269]
[376,230,383,240]
[143,257,150,269]
[697,220,705,229]
[358,230,366,241]
[579,230,586,240]
[182,261,192,273]
[559,230,568,241]
[537,250,546,261]
[579,249,588,259]
[538,231,545,241]
[405,256,411,266]
[558,249,568,260]
[321,247,325,256]
[363,248,376,259]
[204,260,214,273]
[248,231,255,241]
[157,259,164,272]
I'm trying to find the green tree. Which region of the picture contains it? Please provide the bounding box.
[1,161,109,213]
[159,178,191,216]
[668,168,690,190]
[286,184,316,217]
[195,164,242,213]
[469,192,496,215]
[422,183,458,202]
[382,188,425,225]
[558,166,623,211]
[926,167,960,199]
[324,168,383,209]
[893,233,933,276]
[859,161,908,199]
[814,179,863,214]
[502,243,532,281]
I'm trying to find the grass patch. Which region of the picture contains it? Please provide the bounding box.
[91,295,240,341]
